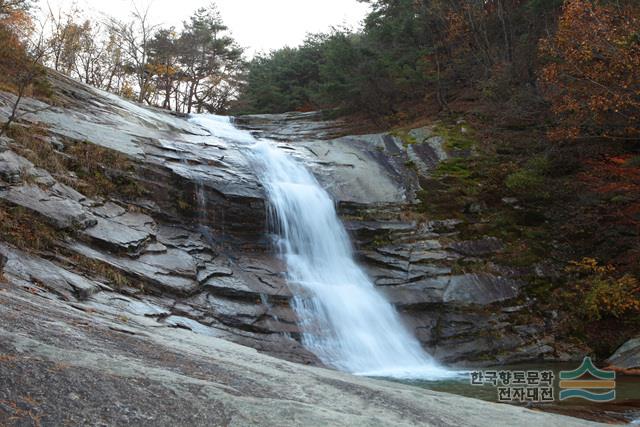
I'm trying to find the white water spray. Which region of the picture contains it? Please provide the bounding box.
[191,114,455,380]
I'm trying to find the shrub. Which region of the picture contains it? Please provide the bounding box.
[565,258,640,321]
[505,169,547,199]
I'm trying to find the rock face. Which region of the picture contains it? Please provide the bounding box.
[236,114,581,365]
[0,287,600,427]
[0,73,266,243]
[352,225,556,365]
[607,337,640,371]
[0,73,313,365]
[0,71,583,375]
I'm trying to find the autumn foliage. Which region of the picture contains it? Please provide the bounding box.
[565,258,640,321]
[539,0,640,141]
[0,4,32,93]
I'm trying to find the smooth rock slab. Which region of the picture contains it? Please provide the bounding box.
[0,288,603,427]
[0,244,101,300]
[138,248,198,278]
[69,242,200,295]
[87,292,171,318]
[382,277,450,305]
[607,337,640,370]
[0,184,96,229]
[93,201,127,218]
[83,217,151,253]
[443,274,522,305]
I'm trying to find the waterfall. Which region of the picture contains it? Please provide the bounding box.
[190,114,455,380]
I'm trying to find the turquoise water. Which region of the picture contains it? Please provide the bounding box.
[389,363,640,423]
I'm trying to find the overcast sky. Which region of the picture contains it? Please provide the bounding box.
[40,0,371,56]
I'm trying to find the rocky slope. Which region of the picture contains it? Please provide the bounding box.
[235,113,585,366]
[0,70,615,426]
[0,284,602,426]
[0,72,588,368]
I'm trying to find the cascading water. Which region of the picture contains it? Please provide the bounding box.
[190,114,455,380]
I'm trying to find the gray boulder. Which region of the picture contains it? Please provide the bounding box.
[607,337,640,370]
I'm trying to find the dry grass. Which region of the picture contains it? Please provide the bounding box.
[7,125,67,174]
[0,200,64,252]
[65,141,145,199]
[7,125,147,200]
[62,251,133,290]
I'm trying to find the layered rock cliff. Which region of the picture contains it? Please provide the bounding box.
[0,72,586,368]
[0,71,612,426]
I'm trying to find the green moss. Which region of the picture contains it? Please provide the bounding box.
[505,169,548,199]
[433,158,473,179]
[433,123,476,153]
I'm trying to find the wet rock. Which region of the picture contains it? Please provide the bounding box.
[237,114,430,206]
[434,333,525,364]
[0,74,580,371]
[204,274,282,302]
[382,273,522,308]
[344,219,416,245]
[298,136,413,204]
[363,265,408,286]
[156,225,209,252]
[2,285,596,427]
[360,250,409,271]
[162,315,222,336]
[1,74,265,243]
[607,337,640,370]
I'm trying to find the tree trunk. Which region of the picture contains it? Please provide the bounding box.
[0,83,25,138]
